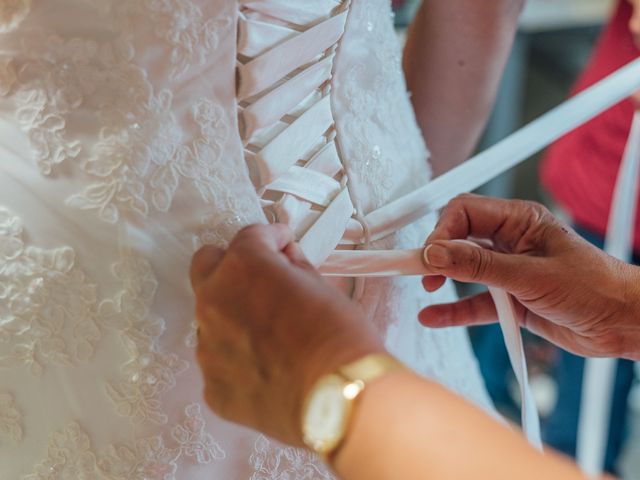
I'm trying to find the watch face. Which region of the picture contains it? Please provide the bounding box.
[303,375,349,452]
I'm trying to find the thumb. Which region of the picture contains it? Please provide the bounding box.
[424,240,531,290]
[283,242,318,274]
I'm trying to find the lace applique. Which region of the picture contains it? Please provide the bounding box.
[23,422,101,480]
[250,436,334,480]
[65,87,176,222]
[0,392,22,444]
[336,0,429,210]
[26,404,225,480]
[99,252,188,425]
[6,9,242,222]
[0,208,101,377]
[98,434,180,480]
[0,0,30,33]
[65,89,233,222]
[13,33,139,175]
[141,0,232,80]
[110,1,232,80]
[170,403,225,465]
[196,209,257,249]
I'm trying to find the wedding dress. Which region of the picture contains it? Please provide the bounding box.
[0,1,494,478]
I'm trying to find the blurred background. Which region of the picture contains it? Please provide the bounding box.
[393,0,639,478]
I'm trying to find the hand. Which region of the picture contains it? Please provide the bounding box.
[419,194,640,360]
[190,224,385,446]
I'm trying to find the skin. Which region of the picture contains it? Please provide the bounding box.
[404,0,524,176]
[334,370,590,480]
[420,194,640,361]
[190,195,640,478]
[190,224,385,447]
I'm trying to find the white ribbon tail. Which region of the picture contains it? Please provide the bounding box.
[577,111,640,476]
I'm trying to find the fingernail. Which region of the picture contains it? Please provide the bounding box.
[423,243,451,268]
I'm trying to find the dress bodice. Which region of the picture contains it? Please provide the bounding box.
[0,0,429,248]
[0,2,490,478]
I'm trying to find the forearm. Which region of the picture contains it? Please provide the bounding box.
[403,0,523,176]
[334,370,592,480]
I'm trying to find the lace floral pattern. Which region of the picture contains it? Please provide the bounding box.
[335,0,429,211]
[5,3,249,226]
[13,33,133,175]
[25,404,223,480]
[67,94,233,223]
[140,0,232,80]
[170,403,225,465]
[13,36,101,175]
[99,252,189,426]
[98,435,181,480]
[250,436,333,480]
[24,422,102,480]
[196,207,259,249]
[0,392,22,444]
[0,208,101,377]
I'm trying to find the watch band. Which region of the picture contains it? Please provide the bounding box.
[339,353,404,384]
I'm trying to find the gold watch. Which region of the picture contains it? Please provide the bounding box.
[301,353,404,461]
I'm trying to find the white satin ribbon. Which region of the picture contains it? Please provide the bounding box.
[489,284,542,449]
[299,187,354,266]
[577,111,640,476]
[240,0,343,26]
[255,96,334,187]
[321,248,427,277]
[267,165,342,206]
[237,14,297,58]
[238,11,347,100]
[242,56,334,141]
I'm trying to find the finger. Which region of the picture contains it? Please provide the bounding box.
[421,275,447,292]
[190,245,225,291]
[426,193,481,244]
[423,239,538,290]
[283,242,318,273]
[419,291,498,328]
[427,195,550,254]
[232,223,295,256]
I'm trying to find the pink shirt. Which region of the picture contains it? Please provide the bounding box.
[540,0,640,251]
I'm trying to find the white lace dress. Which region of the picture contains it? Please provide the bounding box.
[0,1,492,478]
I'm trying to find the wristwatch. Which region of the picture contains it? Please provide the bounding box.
[301,353,404,461]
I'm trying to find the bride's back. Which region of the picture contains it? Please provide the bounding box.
[0,1,491,478]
